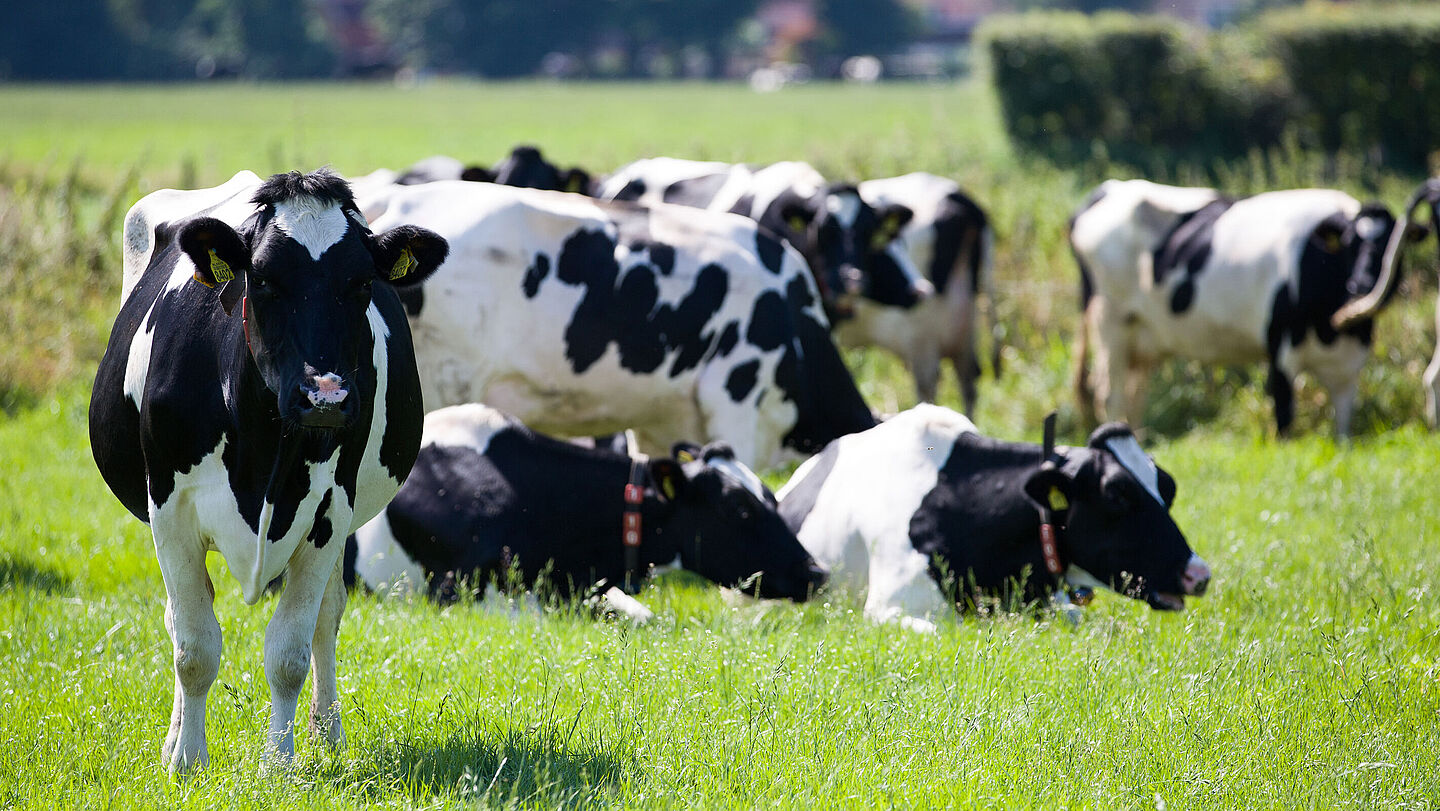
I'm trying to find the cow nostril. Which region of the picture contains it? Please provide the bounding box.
[304,372,349,407]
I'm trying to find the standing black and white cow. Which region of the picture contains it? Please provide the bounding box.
[358,180,877,470]
[1070,179,1402,437]
[595,158,930,320]
[349,404,826,611]
[1333,178,1439,425]
[778,405,1211,631]
[90,169,446,774]
[837,172,999,410]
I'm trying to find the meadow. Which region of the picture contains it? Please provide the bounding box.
[0,79,1437,808]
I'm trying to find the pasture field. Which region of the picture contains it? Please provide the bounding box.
[1,80,1438,807]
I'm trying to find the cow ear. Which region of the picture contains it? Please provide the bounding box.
[461,166,496,183]
[1406,221,1432,242]
[1311,215,1348,254]
[372,225,448,287]
[779,197,817,234]
[648,458,689,503]
[563,168,592,195]
[1157,468,1177,508]
[871,204,913,249]
[669,442,702,463]
[179,217,250,315]
[1023,465,1073,514]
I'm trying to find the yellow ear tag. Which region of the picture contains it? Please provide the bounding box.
[389,247,417,281]
[787,214,808,233]
[870,231,891,251]
[208,248,234,285]
[1048,487,1069,512]
[675,450,696,463]
[566,175,584,193]
[661,478,677,500]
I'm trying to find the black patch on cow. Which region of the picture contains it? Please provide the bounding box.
[1151,198,1235,315]
[610,179,647,201]
[929,191,988,295]
[523,253,551,298]
[726,359,760,402]
[648,244,675,276]
[755,230,787,275]
[772,275,877,454]
[746,291,790,351]
[307,490,334,547]
[776,440,841,533]
[729,192,756,218]
[1292,214,1378,348]
[1265,286,1297,434]
[662,173,729,207]
[396,285,424,317]
[715,320,740,357]
[862,249,920,308]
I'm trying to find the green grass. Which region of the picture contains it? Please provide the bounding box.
[2,80,1439,807]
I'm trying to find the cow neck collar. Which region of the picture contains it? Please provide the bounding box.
[620,454,648,594]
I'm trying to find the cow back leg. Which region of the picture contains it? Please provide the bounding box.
[153,520,222,775]
[1124,358,1154,429]
[949,349,980,416]
[263,542,343,766]
[1267,360,1295,437]
[1425,300,1440,428]
[912,345,942,405]
[1090,297,1131,426]
[307,556,347,749]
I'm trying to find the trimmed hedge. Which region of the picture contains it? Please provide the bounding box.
[1261,5,1440,168]
[981,6,1439,168]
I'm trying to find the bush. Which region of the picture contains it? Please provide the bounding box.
[979,12,1288,163]
[1260,4,1440,169]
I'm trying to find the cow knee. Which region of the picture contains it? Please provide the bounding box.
[174,639,221,695]
[265,641,311,697]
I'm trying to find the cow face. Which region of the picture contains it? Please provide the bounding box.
[1310,204,1401,300]
[182,170,447,431]
[650,443,826,601]
[780,186,919,318]
[485,145,593,194]
[1023,423,1210,610]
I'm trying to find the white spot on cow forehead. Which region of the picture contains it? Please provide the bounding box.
[1104,435,1163,505]
[825,192,862,228]
[271,195,351,261]
[706,456,769,502]
[1354,216,1385,241]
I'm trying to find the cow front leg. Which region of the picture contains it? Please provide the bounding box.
[1426,302,1440,428]
[1092,299,1132,426]
[263,542,342,766]
[308,555,347,749]
[912,345,942,404]
[153,524,222,775]
[950,349,980,416]
[1267,361,1295,437]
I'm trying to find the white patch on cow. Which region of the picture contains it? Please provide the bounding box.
[599,586,655,623]
[826,191,862,228]
[271,196,350,261]
[1065,565,1109,593]
[350,302,402,530]
[1354,215,1384,242]
[705,455,769,502]
[121,170,262,304]
[307,372,348,405]
[783,404,977,629]
[649,553,683,577]
[123,310,157,407]
[421,403,511,454]
[352,512,427,595]
[1103,435,1163,504]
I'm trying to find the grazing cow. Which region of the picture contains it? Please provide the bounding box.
[358,180,877,470]
[1333,178,1440,425]
[348,404,826,613]
[90,169,447,773]
[595,158,929,320]
[838,172,1000,410]
[1070,179,1403,437]
[778,405,1211,631]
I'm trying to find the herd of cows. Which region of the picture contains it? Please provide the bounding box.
[84,144,1439,772]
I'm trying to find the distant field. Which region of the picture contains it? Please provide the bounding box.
[1,80,1438,808]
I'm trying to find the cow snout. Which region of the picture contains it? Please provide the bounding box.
[297,370,351,429]
[840,265,865,296]
[912,277,936,300]
[1182,554,1211,596]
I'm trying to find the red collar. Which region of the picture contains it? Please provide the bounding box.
[621,457,646,592]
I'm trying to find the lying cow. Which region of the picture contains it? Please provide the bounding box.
[836,172,1000,410]
[595,158,929,320]
[348,404,826,615]
[389,145,592,192]
[359,180,877,470]
[90,169,446,773]
[1070,179,1403,436]
[1333,178,1440,425]
[777,405,1210,631]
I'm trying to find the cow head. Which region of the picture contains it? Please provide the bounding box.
[1308,204,1407,303]
[480,145,593,195]
[1333,184,1438,329]
[1022,423,1210,611]
[182,169,447,431]
[778,185,923,319]
[648,442,826,601]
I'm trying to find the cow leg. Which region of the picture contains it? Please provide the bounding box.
[912,345,942,405]
[1426,303,1440,428]
[307,555,346,749]
[950,349,980,416]
[1125,358,1154,429]
[1091,298,1131,425]
[263,542,343,765]
[1267,360,1295,437]
[153,522,222,775]
[1329,379,1359,439]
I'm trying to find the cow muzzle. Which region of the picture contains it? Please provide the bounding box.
[297,369,351,429]
[1182,554,1211,596]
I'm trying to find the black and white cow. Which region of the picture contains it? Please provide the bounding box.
[1070,179,1402,437]
[595,158,930,320]
[358,180,877,470]
[837,172,1000,410]
[90,169,446,773]
[379,145,594,193]
[1333,178,1439,425]
[348,404,826,613]
[777,405,1211,632]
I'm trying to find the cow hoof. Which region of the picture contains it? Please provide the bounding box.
[163,741,208,777]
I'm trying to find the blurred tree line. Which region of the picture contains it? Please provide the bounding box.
[0,0,914,80]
